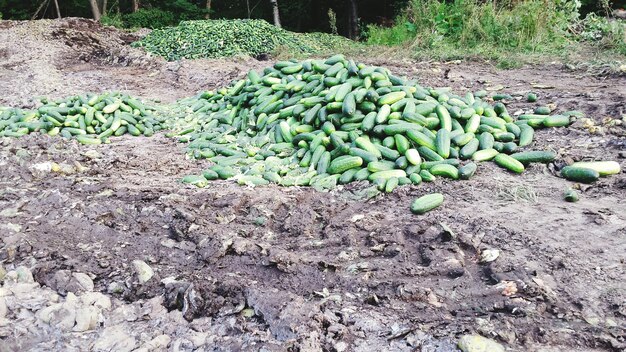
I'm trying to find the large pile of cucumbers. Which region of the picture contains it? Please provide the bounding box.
[173,54,598,191]
[133,19,353,61]
[0,92,164,143]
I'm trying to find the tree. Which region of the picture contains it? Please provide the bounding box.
[88,0,101,20]
[270,0,281,28]
[347,0,358,39]
[205,0,211,19]
[132,0,139,12]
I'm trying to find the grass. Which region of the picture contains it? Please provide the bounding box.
[363,0,626,73]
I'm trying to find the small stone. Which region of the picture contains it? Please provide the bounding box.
[83,150,101,159]
[81,292,112,310]
[480,249,500,263]
[335,341,348,352]
[161,238,176,248]
[15,266,34,283]
[107,282,125,294]
[70,272,94,292]
[0,298,7,319]
[135,335,171,352]
[93,326,137,352]
[458,334,505,352]
[73,305,100,332]
[0,265,6,282]
[132,260,154,283]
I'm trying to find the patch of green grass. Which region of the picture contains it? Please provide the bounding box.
[362,0,625,72]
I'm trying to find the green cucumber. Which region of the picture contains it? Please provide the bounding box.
[494,154,525,174]
[570,161,621,176]
[411,193,444,215]
[560,166,600,183]
[510,151,556,165]
[458,162,477,180]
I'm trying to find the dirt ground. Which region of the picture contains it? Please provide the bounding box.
[1,18,625,352]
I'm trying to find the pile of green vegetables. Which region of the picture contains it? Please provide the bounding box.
[1,56,621,213]
[132,19,354,61]
[0,92,164,144]
[168,55,619,196]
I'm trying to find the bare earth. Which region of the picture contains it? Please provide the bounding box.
[0,18,625,352]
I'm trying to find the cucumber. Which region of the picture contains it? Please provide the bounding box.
[458,162,477,180]
[367,160,396,173]
[564,188,579,202]
[460,139,479,160]
[317,151,331,174]
[478,132,495,150]
[518,124,534,147]
[182,175,208,188]
[570,161,621,176]
[411,193,444,215]
[430,164,459,179]
[394,134,411,154]
[418,146,444,162]
[494,154,525,174]
[543,115,571,127]
[534,106,551,115]
[378,91,406,106]
[385,177,399,193]
[527,93,538,102]
[355,137,382,158]
[328,156,363,174]
[510,151,556,165]
[406,130,436,150]
[560,166,600,183]
[419,170,436,182]
[405,149,422,165]
[368,169,406,181]
[409,173,422,185]
[435,129,451,159]
[472,149,499,162]
[435,105,452,132]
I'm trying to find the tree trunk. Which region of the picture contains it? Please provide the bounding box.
[270,0,281,28]
[88,0,101,21]
[53,0,61,18]
[348,0,358,39]
[100,0,108,16]
[31,0,48,20]
[205,0,212,19]
[132,0,139,12]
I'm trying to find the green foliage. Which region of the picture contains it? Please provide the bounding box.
[577,13,626,55]
[101,14,125,28]
[123,8,176,29]
[133,19,356,61]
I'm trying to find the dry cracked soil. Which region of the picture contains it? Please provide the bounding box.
[0,18,625,352]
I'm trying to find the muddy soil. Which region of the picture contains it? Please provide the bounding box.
[1,18,626,352]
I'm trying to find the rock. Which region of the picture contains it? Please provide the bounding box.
[135,334,172,352]
[83,150,101,159]
[15,266,34,283]
[187,331,208,348]
[480,249,500,263]
[73,305,100,331]
[0,265,6,282]
[81,292,112,310]
[93,326,137,352]
[171,338,194,352]
[68,272,94,293]
[334,341,348,352]
[132,260,154,283]
[107,281,125,294]
[0,298,7,319]
[458,334,505,352]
